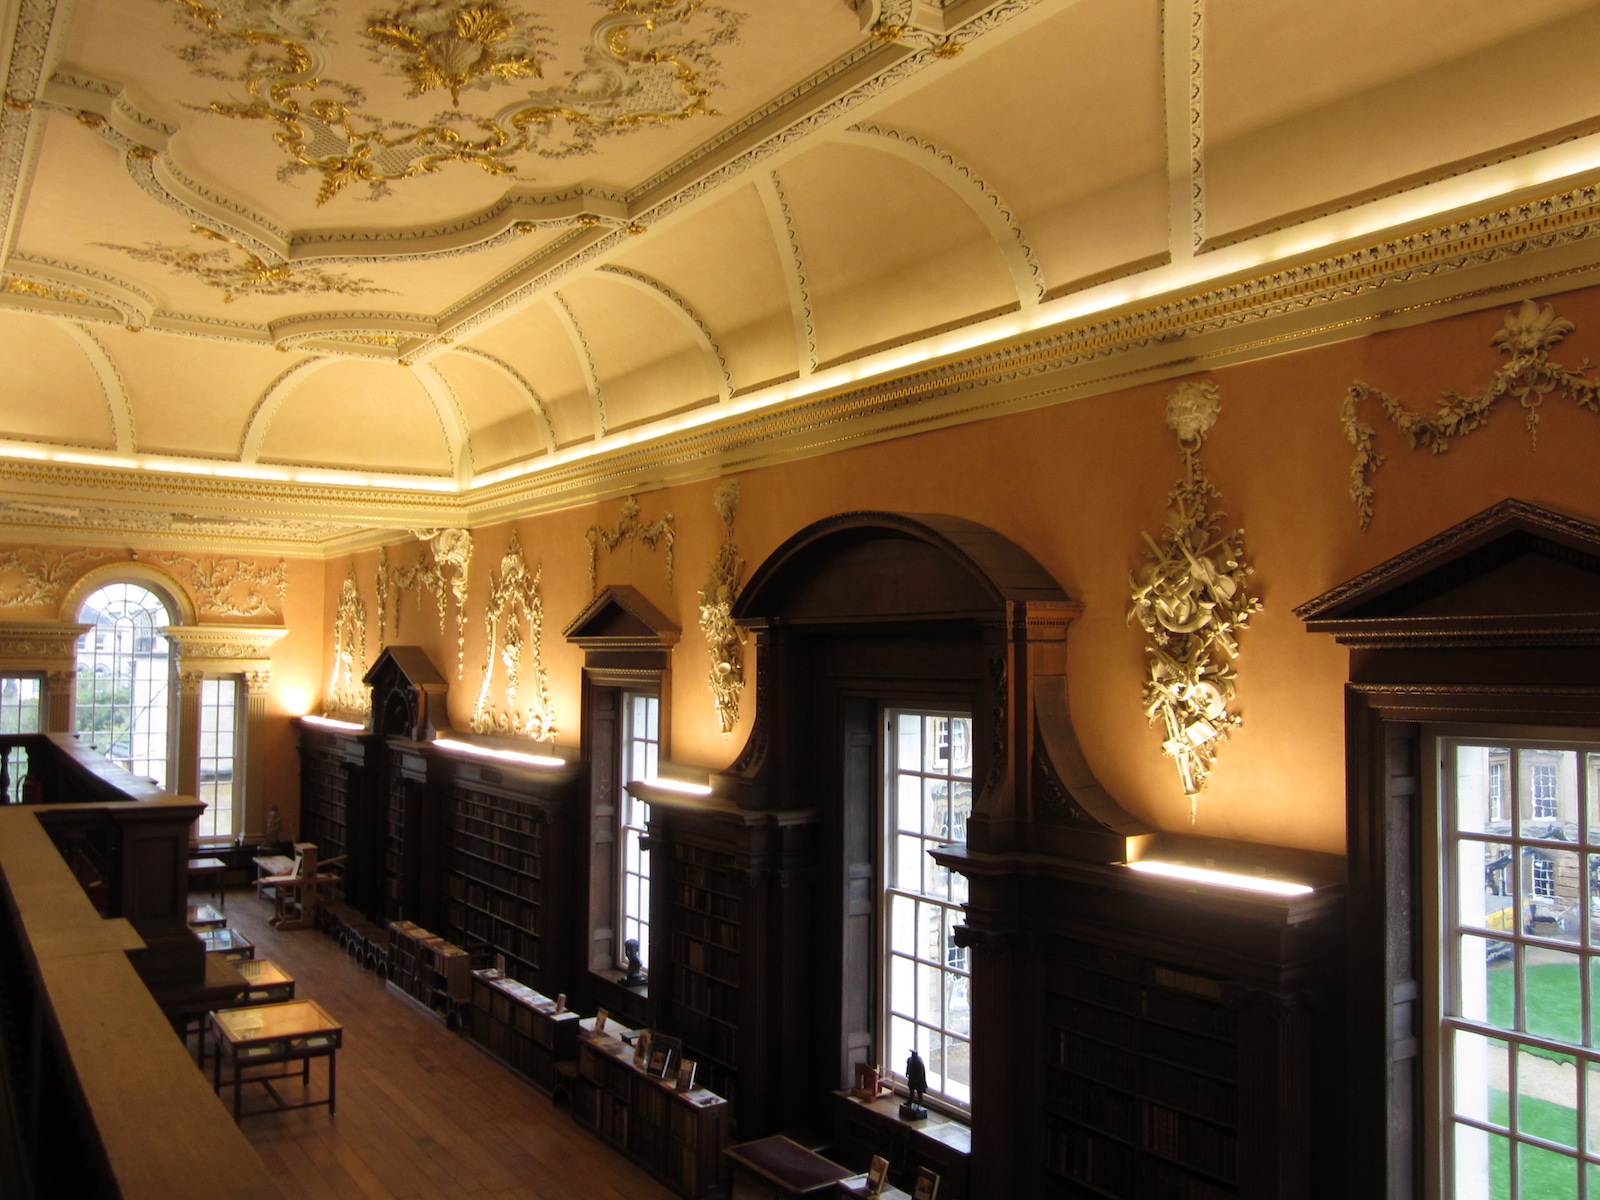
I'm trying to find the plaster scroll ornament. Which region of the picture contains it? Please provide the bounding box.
[144,553,286,618]
[0,547,112,607]
[166,0,745,204]
[326,564,371,717]
[585,494,675,596]
[698,479,745,734]
[379,529,473,678]
[1127,381,1262,821]
[470,530,556,741]
[1342,299,1600,529]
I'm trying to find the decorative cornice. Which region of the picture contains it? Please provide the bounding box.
[164,623,289,666]
[0,619,92,667]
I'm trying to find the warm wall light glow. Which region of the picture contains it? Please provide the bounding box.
[433,737,563,768]
[1127,860,1313,897]
[639,776,713,796]
[279,689,312,716]
[302,714,365,731]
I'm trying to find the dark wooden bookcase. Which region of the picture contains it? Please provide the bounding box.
[466,968,579,1094]
[572,1020,730,1199]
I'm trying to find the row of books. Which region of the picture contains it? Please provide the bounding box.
[672,932,739,984]
[673,909,740,950]
[672,964,740,1021]
[453,797,543,837]
[673,884,740,921]
[445,854,540,900]
[446,830,541,876]
[446,872,542,925]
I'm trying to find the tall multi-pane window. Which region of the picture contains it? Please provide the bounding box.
[619,691,659,969]
[75,583,173,788]
[0,675,42,802]
[1532,763,1560,819]
[1489,760,1507,823]
[197,676,241,840]
[884,709,973,1111]
[1434,735,1600,1200]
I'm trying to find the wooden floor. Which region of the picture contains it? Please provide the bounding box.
[190,887,679,1200]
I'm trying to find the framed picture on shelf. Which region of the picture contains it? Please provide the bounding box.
[593,1008,609,1036]
[632,1030,652,1069]
[675,1058,697,1092]
[866,1155,890,1196]
[912,1167,939,1200]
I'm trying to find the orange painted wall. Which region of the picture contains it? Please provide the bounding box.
[320,283,1600,859]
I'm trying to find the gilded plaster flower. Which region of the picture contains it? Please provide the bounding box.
[1165,380,1221,443]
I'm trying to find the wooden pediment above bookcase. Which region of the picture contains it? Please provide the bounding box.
[564,585,680,653]
[363,645,450,742]
[1297,498,1600,648]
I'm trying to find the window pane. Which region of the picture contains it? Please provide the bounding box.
[1515,1045,1577,1149]
[1453,1029,1507,1128]
[1517,1142,1575,1198]
[1523,947,1582,1046]
[1455,933,1514,1028]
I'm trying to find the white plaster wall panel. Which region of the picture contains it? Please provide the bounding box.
[558,274,721,433]
[776,143,1019,366]
[607,184,796,393]
[870,0,1166,293]
[0,313,117,446]
[255,359,452,473]
[1205,0,1600,238]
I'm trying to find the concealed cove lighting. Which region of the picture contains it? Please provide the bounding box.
[432,737,563,768]
[1127,860,1313,897]
[302,714,364,731]
[639,776,713,796]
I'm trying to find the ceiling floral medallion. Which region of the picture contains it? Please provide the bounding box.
[1127,380,1261,819]
[471,530,556,741]
[1342,299,1600,529]
[168,0,744,204]
[97,226,393,303]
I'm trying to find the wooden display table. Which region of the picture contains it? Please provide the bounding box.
[234,958,295,1005]
[725,1135,854,1198]
[188,856,227,910]
[186,902,225,928]
[198,927,253,961]
[210,999,342,1122]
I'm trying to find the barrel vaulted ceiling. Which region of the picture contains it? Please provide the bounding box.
[0,0,1598,552]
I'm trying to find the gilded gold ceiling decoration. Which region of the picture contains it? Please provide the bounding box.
[98,226,392,304]
[169,0,744,204]
[585,493,674,595]
[327,564,371,716]
[2,278,89,303]
[1128,381,1260,818]
[0,547,113,608]
[143,553,286,618]
[697,478,743,735]
[1342,299,1600,530]
[470,528,555,740]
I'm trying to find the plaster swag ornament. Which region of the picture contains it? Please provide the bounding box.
[1342,299,1600,529]
[145,553,286,618]
[585,494,675,596]
[470,530,556,741]
[1128,380,1261,818]
[697,479,745,734]
[0,547,112,607]
[378,529,472,678]
[326,564,371,717]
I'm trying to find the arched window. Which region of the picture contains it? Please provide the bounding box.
[75,582,175,788]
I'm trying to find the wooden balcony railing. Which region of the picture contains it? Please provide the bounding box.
[0,734,279,1200]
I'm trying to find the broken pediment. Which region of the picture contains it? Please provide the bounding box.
[1296,499,1600,647]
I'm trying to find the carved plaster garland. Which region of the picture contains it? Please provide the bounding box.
[697,479,744,734]
[470,530,556,741]
[327,564,371,717]
[377,529,473,679]
[144,553,286,617]
[1128,381,1261,819]
[585,494,674,596]
[0,547,113,607]
[1342,299,1600,529]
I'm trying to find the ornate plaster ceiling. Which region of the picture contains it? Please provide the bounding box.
[0,0,1598,553]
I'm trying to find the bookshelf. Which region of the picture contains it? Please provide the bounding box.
[663,841,741,1097]
[296,724,361,865]
[441,783,545,984]
[831,1092,972,1200]
[465,968,579,1095]
[573,1019,730,1199]
[386,920,472,1022]
[1041,954,1241,1200]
